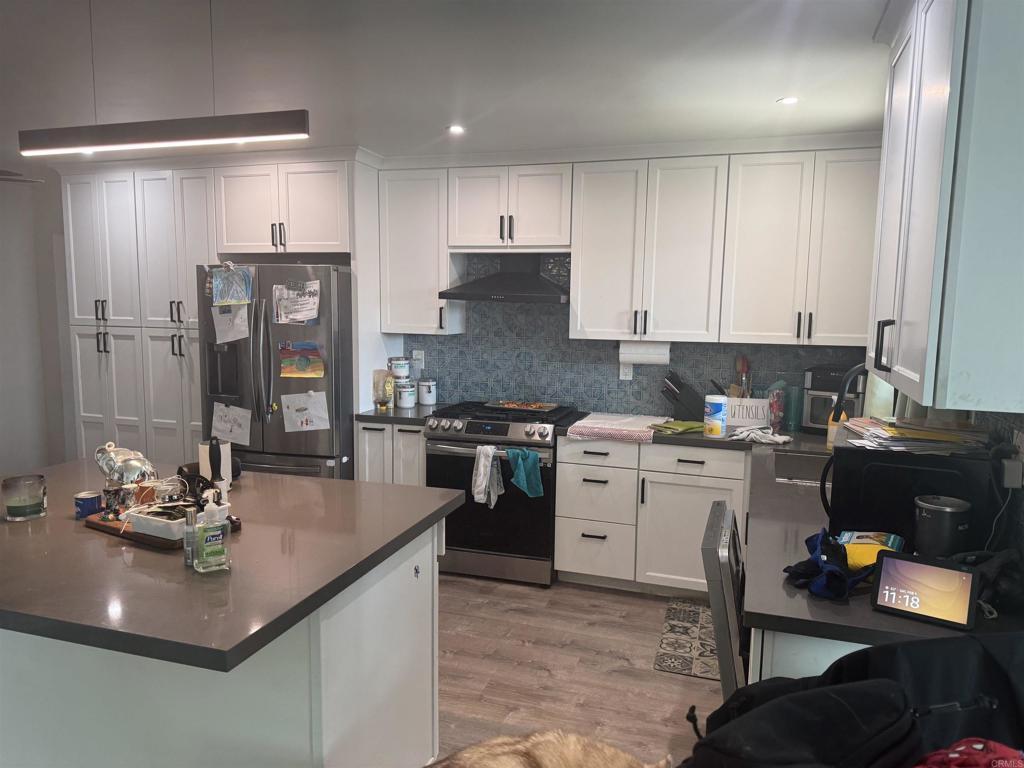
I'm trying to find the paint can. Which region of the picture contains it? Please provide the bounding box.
[74,491,103,519]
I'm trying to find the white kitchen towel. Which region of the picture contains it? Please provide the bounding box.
[566,412,669,443]
[472,445,504,509]
[728,425,793,444]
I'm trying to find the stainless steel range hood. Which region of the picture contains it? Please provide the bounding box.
[439,254,568,304]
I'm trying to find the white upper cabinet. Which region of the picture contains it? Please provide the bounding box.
[278,161,350,252]
[640,156,728,342]
[448,166,508,247]
[720,152,815,345]
[569,160,647,340]
[215,165,280,253]
[380,169,465,335]
[868,14,917,377]
[507,164,572,247]
[136,171,180,328]
[804,149,882,347]
[63,175,103,325]
[448,164,571,248]
[173,169,217,328]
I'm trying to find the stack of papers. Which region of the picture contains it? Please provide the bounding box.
[843,417,987,455]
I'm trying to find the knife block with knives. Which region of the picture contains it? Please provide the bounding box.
[661,370,705,421]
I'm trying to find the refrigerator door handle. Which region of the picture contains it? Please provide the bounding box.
[258,298,269,422]
[250,299,262,421]
[263,298,274,422]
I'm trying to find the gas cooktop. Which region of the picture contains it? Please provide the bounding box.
[424,401,586,446]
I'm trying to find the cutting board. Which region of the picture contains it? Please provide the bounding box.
[83,513,182,550]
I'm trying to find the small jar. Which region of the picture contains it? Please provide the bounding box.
[388,356,411,379]
[395,380,417,409]
[417,378,437,406]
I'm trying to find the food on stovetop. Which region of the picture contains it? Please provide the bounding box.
[492,400,557,411]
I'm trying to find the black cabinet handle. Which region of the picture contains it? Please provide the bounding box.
[581,478,609,485]
[169,300,176,323]
[642,310,648,335]
[271,223,278,248]
[795,311,802,338]
[807,312,813,340]
[178,334,185,358]
[633,310,639,334]
[101,299,107,322]
[397,428,422,434]
[177,301,185,324]
[582,450,609,457]
[874,319,896,373]
[508,214,514,242]
[439,305,445,330]
[640,476,646,504]
[102,332,110,354]
[676,458,707,466]
[95,331,102,353]
[580,532,608,541]
[170,334,178,357]
[279,221,286,246]
[94,299,101,321]
[499,215,505,242]
[361,426,387,432]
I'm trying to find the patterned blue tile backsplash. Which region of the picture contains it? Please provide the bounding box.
[406,255,866,415]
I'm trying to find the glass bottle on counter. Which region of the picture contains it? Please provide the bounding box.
[193,501,230,573]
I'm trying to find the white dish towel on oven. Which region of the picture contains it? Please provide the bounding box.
[472,444,505,509]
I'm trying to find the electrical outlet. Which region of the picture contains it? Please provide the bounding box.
[411,349,425,371]
[619,363,633,381]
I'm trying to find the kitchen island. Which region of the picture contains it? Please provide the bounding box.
[0,459,462,768]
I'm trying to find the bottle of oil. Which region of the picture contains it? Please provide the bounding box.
[193,501,230,573]
[826,395,848,451]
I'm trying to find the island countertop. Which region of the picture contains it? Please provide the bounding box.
[0,459,462,671]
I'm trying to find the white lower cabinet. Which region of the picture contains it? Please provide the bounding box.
[636,471,746,591]
[142,329,202,467]
[70,326,147,458]
[355,422,426,485]
[554,518,637,582]
[555,463,638,525]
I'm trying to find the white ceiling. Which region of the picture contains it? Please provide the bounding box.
[0,0,890,167]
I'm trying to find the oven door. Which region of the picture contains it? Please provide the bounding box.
[426,441,555,562]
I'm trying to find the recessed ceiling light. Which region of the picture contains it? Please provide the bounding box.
[447,124,465,136]
[777,96,799,106]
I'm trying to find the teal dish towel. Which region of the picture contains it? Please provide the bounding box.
[506,448,544,498]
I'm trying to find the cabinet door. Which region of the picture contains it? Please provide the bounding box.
[720,152,814,345]
[215,165,280,253]
[641,156,727,342]
[142,329,186,466]
[805,149,881,347]
[96,172,141,326]
[135,171,180,329]
[448,166,508,247]
[890,0,959,405]
[173,169,217,329]
[507,164,572,247]
[380,170,463,334]
[355,424,393,483]
[63,175,102,326]
[569,160,647,340]
[636,472,745,591]
[392,427,426,487]
[105,328,147,453]
[181,331,203,463]
[70,327,109,458]
[867,18,916,377]
[278,161,350,253]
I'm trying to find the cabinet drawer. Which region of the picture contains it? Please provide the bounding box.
[555,518,636,581]
[556,464,638,525]
[557,438,639,469]
[640,443,745,480]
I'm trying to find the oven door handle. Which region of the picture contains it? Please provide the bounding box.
[425,442,553,466]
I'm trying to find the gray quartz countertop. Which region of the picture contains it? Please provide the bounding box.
[354,404,446,425]
[0,459,462,671]
[743,444,1024,644]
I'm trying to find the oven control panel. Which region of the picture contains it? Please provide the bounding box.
[424,418,555,445]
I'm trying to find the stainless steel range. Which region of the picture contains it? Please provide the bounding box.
[425,401,585,586]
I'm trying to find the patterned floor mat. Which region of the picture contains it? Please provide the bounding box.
[653,598,720,681]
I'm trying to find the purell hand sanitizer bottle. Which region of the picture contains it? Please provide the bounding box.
[193,500,231,573]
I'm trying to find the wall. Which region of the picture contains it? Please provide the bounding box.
[0,183,49,475]
[405,256,865,416]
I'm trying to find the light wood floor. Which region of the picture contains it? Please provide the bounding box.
[437,574,723,765]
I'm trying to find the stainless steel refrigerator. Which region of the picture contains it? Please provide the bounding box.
[197,264,354,479]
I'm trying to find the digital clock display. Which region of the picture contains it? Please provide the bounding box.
[873,553,975,627]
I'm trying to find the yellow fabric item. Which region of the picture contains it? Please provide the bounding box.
[651,420,705,435]
[845,541,895,572]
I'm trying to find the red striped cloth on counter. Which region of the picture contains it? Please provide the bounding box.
[565,413,669,443]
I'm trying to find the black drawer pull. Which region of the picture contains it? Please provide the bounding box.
[582,450,610,457]
[581,478,609,485]
[397,428,422,434]
[361,426,387,432]
[580,532,608,541]
[676,458,707,465]
[640,476,646,503]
